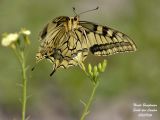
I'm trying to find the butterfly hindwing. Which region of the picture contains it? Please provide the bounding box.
[36,16,89,74]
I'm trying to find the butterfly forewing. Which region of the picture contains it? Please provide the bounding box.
[79,21,137,56]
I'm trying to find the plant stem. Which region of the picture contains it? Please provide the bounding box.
[80,81,99,120]
[20,51,27,120]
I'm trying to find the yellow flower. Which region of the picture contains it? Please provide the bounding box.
[21,29,31,35]
[1,33,19,47]
[20,29,31,45]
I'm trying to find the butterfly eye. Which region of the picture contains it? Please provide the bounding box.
[74,17,77,21]
[66,17,70,21]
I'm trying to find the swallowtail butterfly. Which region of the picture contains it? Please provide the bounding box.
[35,7,137,76]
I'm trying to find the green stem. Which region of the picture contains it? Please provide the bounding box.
[20,51,27,120]
[80,81,99,120]
[13,48,22,64]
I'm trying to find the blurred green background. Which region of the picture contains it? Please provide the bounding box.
[0,0,160,120]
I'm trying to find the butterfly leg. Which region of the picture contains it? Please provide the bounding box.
[50,69,56,76]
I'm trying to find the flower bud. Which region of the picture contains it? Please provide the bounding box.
[88,64,92,75]
[101,60,107,72]
[98,63,102,72]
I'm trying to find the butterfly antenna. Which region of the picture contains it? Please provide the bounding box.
[72,7,78,16]
[78,6,99,16]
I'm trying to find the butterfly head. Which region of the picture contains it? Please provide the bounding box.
[65,16,79,31]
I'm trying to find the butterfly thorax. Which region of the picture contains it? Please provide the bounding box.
[64,16,79,32]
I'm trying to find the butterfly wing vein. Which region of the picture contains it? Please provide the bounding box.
[36,16,137,74]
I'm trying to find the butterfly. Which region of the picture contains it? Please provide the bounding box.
[35,7,137,76]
